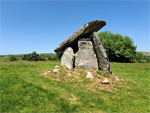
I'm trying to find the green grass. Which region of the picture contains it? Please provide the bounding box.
[0,61,150,112]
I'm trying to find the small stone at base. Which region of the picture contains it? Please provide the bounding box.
[53,69,59,73]
[86,72,94,79]
[54,65,59,68]
[68,73,72,77]
[102,78,109,84]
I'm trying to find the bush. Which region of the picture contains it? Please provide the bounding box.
[22,54,27,60]
[142,55,150,62]
[98,31,137,62]
[9,55,17,61]
[56,52,63,59]
[48,54,59,61]
[22,52,60,61]
[135,52,143,63]
[38,55,46,61]
[22,51,39,61]
[141,60,146,63]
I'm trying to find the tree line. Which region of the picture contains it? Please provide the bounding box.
[9,52,60,61]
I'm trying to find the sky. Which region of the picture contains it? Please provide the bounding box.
[1,0,149,55]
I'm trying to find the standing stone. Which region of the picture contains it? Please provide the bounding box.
[75,38,99,69]
[61,47,74,70]
[90,32,112,74]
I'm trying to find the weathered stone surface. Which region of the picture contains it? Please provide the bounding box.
[68,73,72,77]
[96,74,102,78]
[75,38,99,69]
[114,76,120,81]
[54,65,59,68]
[53,69,59,73]
[90,32,112,74]
[54,20,106,52]
[86,72,94,79]
[61,47,74,70]
[102,78,109,84]
[43,71,51,75]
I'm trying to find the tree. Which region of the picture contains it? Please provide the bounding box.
[48,54,58,61]
[9,55,17,61]
[135,52,143,62]
[30,51,39,61]
[38,55,46,61]
[56,52,63,59]
[22,51,39,61]
[22,54,27,60]
[98,31,137,62]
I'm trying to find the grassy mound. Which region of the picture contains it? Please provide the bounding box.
[42,66,122,93]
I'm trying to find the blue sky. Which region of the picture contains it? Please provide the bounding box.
[1,0,149,55]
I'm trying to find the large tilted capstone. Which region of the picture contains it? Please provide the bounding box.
[54,20,106,52]
[54,19,112,74]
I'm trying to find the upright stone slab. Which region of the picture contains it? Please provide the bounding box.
[90,32,112,74]
[75,38,99,69]
[61,47,74,70]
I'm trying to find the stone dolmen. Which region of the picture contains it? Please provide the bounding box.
[54,20,112,74]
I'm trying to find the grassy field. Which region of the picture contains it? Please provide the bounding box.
[0,61,150,112]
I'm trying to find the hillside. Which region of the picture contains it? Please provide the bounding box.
[139,51,150,56]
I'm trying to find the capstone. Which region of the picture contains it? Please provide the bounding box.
[54,20,106,52]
